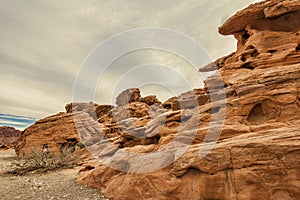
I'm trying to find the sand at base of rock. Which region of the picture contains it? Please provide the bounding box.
[0,149,107,200]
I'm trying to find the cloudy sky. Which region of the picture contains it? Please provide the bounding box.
[0,0,260,129]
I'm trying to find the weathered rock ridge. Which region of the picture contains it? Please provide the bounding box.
[15,102,115,156]
[0,126,21,149]
[16,112,83,156]
[76,1,300,199]
[15,0,300,199]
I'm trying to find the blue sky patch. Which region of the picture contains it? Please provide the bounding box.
[0,113,36,130]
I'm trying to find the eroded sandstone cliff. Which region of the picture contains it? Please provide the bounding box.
[15,0,300,199]
[15,103,113,156]
[76,1,300,199]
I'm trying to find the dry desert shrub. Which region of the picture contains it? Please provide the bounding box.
[8,148,79,175]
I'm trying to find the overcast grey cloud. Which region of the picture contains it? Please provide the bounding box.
[0,0,260,120]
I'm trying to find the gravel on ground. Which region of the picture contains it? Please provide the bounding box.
[0,149,107,200]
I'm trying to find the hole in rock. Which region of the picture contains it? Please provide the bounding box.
[42,144,48,153]
[267,49,278,53]
[246,45,255,50]
[154,135,161,143]
[251,49,259,57]
[66,138,77,142]
[242,32,250,40]
[241,56,247,62]
[247,103,267,124]
[241,63,255,70]
[296,44,300,52]
[85,166,95,170]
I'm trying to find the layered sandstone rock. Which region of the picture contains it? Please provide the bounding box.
[97,89,164,148]
[0,126,21,149]
[115,88,141,106]
[15,111,106,156]
[14,0,299,199]
[15,101,115,156]
[77,1,300,199]
[65,102,113,120]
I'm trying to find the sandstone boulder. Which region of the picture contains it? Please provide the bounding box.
[15,112,106,156]
[115,88,141,106]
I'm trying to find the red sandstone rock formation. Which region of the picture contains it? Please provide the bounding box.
[14,0,300,199]
[115,88,141,106]
[76,1,300,199]
[15,111,109,156]
[15,112,81,156]
[15,102,116,156]
[0,126,21,149]
[65,102,113,119]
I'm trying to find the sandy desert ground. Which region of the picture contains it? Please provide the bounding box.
[0,149,106,200]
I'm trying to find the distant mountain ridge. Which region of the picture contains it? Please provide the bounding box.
[0,126,21,149]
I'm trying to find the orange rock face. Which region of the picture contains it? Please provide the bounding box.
[15,111,106,156]
[15,99,116,156]
[15,0,300,199]
[76,1,300,199]
[0,126,21,149]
